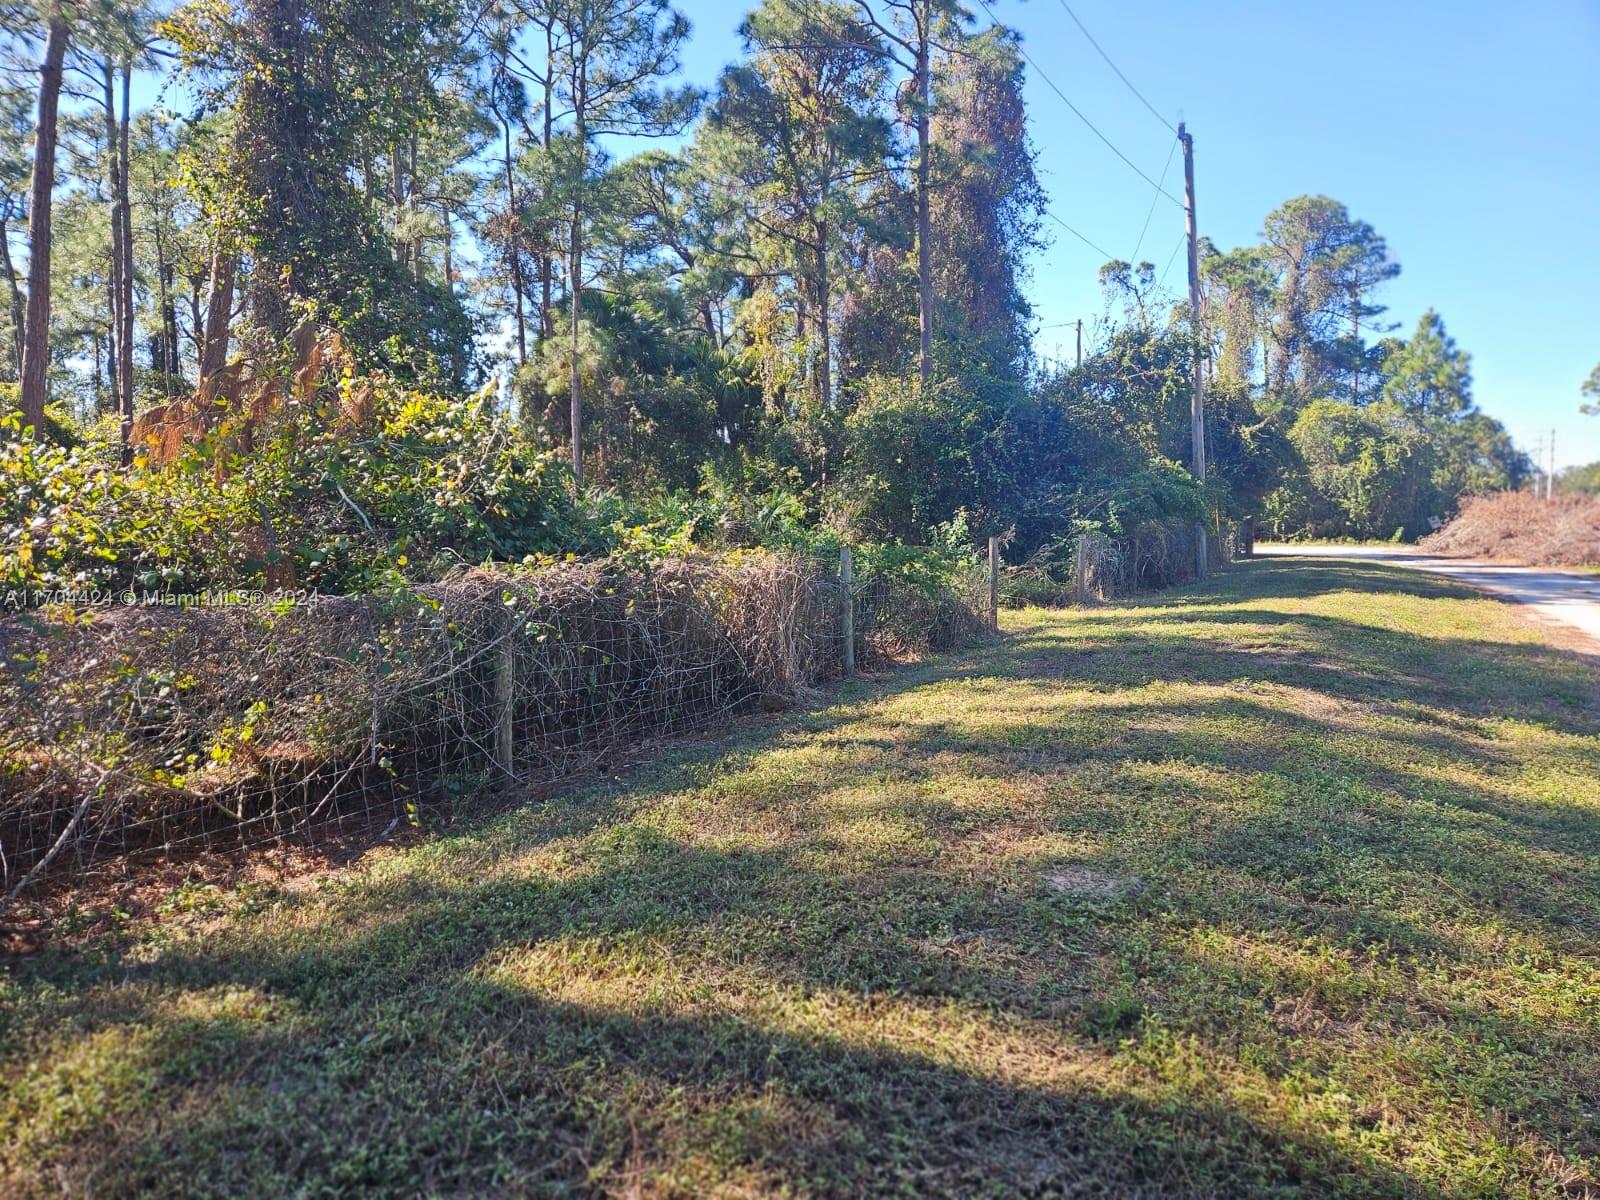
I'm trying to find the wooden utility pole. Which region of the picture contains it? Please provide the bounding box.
[1549,428,1557,501]
[1075,319,1082,369]
[1179,122,1207,579]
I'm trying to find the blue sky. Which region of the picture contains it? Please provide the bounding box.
[662,0,1600,470]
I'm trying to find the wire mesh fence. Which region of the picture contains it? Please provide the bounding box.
[0,549,991,908]
[998,520,1238,609]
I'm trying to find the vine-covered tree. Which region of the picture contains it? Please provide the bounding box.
[166,0,474,376]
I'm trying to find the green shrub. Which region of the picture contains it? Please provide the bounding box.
[2,369,581,595]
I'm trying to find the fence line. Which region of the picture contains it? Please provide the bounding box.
[999,520,1237,608]
[0,549,991,906]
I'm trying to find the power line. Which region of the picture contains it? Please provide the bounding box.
[971,0,1183,208]
[1055,0,1177,134]
[1157,234,1185,290]
[1130,133,1179,265]
[1044,210,1117,262]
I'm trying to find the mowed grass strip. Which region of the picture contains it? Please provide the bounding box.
[2,558,1597,1198]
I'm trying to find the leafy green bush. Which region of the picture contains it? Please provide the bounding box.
[2,369,581,595]
[243,379,581,589]
[2,411,181,592]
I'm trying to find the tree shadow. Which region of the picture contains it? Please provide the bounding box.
[6,557,1599,1195]
[8,839,1442,1197]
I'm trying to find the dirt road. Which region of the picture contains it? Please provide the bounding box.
[1259,543,1600,647]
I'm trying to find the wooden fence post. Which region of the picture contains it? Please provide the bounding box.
[492,631,515,779]
[988,536,999,632]
[840,544,855,676]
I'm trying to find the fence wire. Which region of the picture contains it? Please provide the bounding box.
[998,520,1238,609]
[0,551,990,906]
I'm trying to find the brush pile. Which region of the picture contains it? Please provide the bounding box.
[1420,492,1600,566]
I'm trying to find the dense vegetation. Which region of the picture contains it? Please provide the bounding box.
[0,0,1545,597]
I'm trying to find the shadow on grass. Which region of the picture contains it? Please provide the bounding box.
[6,557,1599,1196]
[10,840,1436,1197]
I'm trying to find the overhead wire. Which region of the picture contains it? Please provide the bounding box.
[795,0,1189,338]
[970,0,1183,208]
[1157,235,1186,291]
[1054,0,1177,134]
[985,2,1187,357]
[1043,210,1117,262]
[1130,132,1180,265]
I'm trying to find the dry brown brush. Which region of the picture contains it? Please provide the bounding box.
[0,551,987,903]
[1420,492,1600,566]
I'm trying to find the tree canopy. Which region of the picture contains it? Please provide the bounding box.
[0,0,1537,596]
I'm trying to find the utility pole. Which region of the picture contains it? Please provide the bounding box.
[1075,319,1082,369]
[1179,122,1207,579]
[1549,428,1557,500]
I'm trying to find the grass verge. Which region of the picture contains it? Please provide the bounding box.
[2,558,1597,1197]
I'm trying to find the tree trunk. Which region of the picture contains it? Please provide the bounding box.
[441,210,453,295]
[408,132,422,282]
[1271,263,1301,402]
[187,285,205,376]
[390,144,407,270]
[153,229,179,396]
[502,117,526,365]
[539,23,555,342]
[0,220,22,380]
[199,234,236,384]
[116,62,135,461]
[103,62,122,421]
[568,210,582,484]
[915,10,932,391]
[568,68,586,487]
[1348,282,1360,405]
[18,3,68,432]
[816,223,832,411]
[162,273,179,391]
[104,267,117,410]
[568,203,583,485]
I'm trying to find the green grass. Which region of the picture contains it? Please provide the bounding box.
[3,559,1598,1198]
